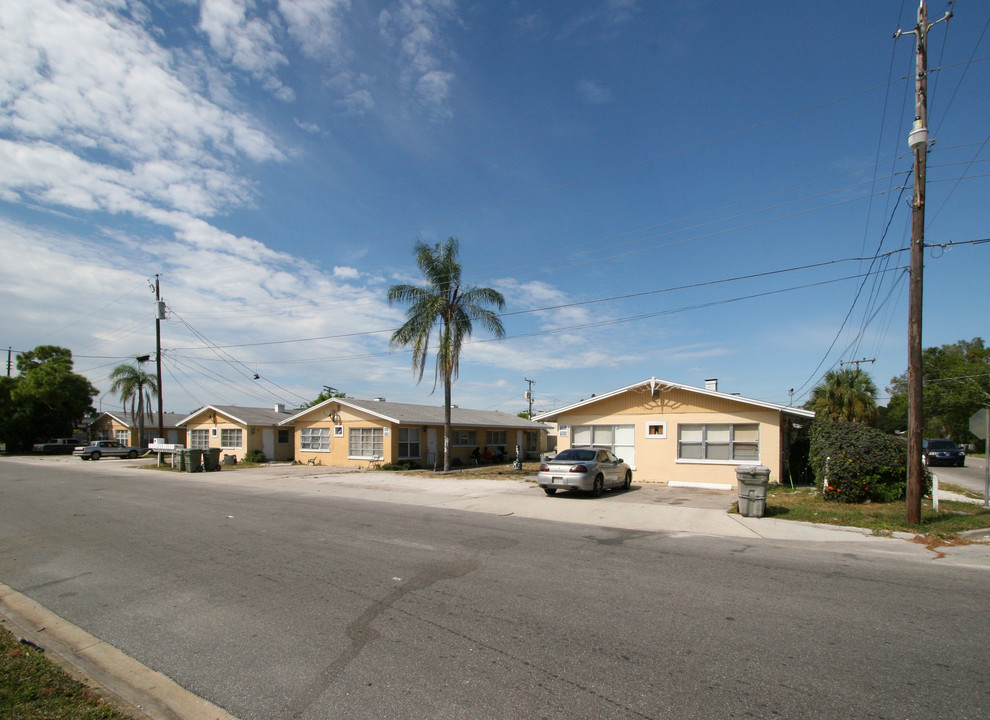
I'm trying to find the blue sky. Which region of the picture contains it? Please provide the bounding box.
[1,0,988,417]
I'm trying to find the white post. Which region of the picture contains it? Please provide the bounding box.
[932,472,939,513]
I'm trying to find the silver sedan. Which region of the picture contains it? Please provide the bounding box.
[537,447,632,497]
[73,440,141,460]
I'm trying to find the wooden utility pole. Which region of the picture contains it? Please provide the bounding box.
[154,274,165,439]
[899,1,950,524]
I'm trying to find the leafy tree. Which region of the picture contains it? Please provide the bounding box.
[308,386,347,408]
[109,362,159,448]
[387,237,505,471]
[886,337,990,444]
[805,368,878,424]
[0,346,97,451]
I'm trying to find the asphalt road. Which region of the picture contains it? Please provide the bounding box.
[931,455,988,497]
[2,458,989,719]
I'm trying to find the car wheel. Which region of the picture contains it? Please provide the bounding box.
[622,471,632,491]
[81,456,90,461]
[127,450,138,459]
[91,451,101,460]
[544,488,557,496]
[591,475,604,497]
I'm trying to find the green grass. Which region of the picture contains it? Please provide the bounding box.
[0,624,135,719]
[761,485,990,541]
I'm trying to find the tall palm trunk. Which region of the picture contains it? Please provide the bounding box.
[136,384,145,448]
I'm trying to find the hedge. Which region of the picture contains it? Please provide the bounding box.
[808,419,930,503]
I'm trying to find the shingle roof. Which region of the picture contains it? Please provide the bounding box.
[99,411,187,429]
[177,405,301,427]
[284,398,549,429]
[534,377,816,421]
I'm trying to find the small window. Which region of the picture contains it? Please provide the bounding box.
[333,425,344,438]
[277,428,290,444]
[646,422,667,439]
[211,427,218,438]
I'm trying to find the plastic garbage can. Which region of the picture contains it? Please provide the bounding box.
[202,447,221,472]
[736,465,771,518]
[185,448,203,472]
[175,450,187,471]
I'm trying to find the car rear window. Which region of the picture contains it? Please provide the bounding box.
[927,441,958,450]
[552,449,597,462]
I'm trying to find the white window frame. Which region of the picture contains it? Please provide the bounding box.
[220,428,242,448]
[189,429,210,449]
[300,427,330,451]
[333,425,344,438]
[211,427,219,438]
[676,423,760,464]
[645,421,667,439]
[398,428,421,459]
[349,427,383,459]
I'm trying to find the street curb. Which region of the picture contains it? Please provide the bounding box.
[0,583,239,720]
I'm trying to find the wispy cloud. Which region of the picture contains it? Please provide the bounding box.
[576,78,613,105]
[378,0,459,120]
[198,0,294,101]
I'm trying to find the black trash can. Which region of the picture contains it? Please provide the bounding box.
[202,447,221,471]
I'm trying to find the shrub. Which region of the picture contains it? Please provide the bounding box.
[808,419,930,503]
[380,461,421,471]
[243,449,266,464]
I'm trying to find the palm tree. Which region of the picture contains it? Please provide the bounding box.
[109,362,159,448]
[388,238,505,471]
[806,368,878,424]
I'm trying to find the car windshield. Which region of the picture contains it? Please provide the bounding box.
[552,449,597,462]
[927,440,959,450]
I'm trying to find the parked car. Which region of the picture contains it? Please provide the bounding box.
[537,447,632,497]
[922,438,965,467]
[32,438,81,454]
[72,440,141,461]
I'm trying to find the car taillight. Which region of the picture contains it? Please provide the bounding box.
[570,464,588,473]
[539,463,549,472]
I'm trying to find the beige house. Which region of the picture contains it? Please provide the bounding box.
[534,377,814,490]
[282,397,550,468]
[88,411,187,448]
[178,405,297,462]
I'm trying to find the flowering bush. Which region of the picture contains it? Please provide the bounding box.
[809,420,930,503]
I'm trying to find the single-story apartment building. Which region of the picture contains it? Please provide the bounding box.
[534,377,814,490]
[177,404,297,462]
[87,411,188,448]
[282,397,550,468]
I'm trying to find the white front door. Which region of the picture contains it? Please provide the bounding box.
[427,428,438,466]
[263,428,274,458]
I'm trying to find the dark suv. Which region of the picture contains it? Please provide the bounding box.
[922,439,965,467]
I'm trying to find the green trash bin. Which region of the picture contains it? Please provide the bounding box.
[185,448,203,472]
[202,448,221,472]
[175,450,187,471]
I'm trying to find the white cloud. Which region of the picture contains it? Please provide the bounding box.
[198,0,292,99]
[278,0,350,60]
[333,265,360,279]
[576,78,612,105]
[378,0,458,119]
